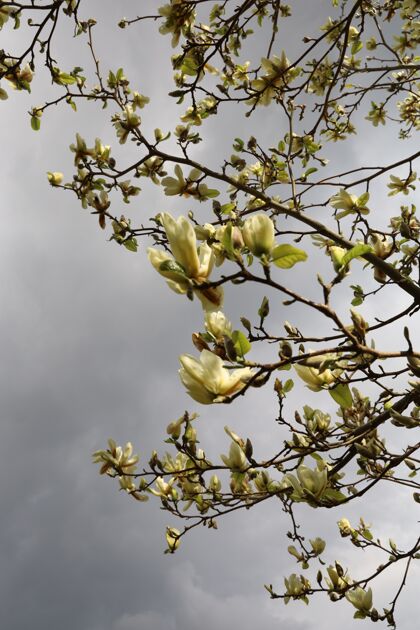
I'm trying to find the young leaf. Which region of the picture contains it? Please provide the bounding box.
[123,237,138,253]
[341,244,372,267]
[31,116,41,131]
[271,244,308,268]
[232,330,252,357]
[329,383,353,409]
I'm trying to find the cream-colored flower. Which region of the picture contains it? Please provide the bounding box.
[92,439,139,476]
[284,573,310,603]
[150,476,175,498]
[204,310,232,339]
[242,214,275,256]
[220,441,248,472]
[283,463,328,502]
[326,565,348,591]
[47,171,64,186]
[309,537,326,555]
[296,464,328,498]
[179,349,253,404]
[161,212,213,278]
[345,587,373,613]
[0,3,13,29]
[294,363,338,391]
[165,527,181,552]
[148,213,223,310]
[195,285,224,312]
[337,518,354,537]
[250,52,299,106]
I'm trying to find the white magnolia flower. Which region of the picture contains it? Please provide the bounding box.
[220,442,248,472]
[294,363,338,391]
[242,214,275,256]
[161,212,201,277]
[148,213,223,310]
[283,463,328,502]
[204,311,232,339]
[345,587,373,613]
[179,349,253,404]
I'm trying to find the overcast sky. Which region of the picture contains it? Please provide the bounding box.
[1,2,418,629]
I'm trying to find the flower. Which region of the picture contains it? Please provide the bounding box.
[284,574,311,604]
[326,565,348,591]
[337,518,354,537]
[282,463,328,503]
[150,476,176,498]
[294,363,338,391]
[70,133,94,165]
[250,52,300,106]
[179,349,253,404]
[159,1,196,48]
[0,3,13,29]
[161,212,202,276]
[47,171,64,186]
[242,214,275,256]
[165,527,181,552]
[309,537,326,555]
[329,190,370,218]
[113,105,141,144]
[92,439,139,476]
[220,441,248,471]
[147,213,223,310]
[161,164,188,196]
[204,310,232,339]
[345,587,373,613]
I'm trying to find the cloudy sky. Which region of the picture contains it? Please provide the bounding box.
[1,2,418,629]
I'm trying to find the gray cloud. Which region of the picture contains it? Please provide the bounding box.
[1,1,418,629]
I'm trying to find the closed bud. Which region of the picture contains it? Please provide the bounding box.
[242,214,275,256]
[209,474,221,492]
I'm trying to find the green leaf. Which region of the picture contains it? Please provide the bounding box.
[220,202,236,215]
[271,244,308,268]
[55,72,77,85]
[233,137,244,151]
[221,223,234,257]
[31,116,41,131]
[283,379,294,393]
[159,259,186,276]
[123,237,138,252]
[204,188,220,198]
[353,612,367,620]
[232,330,251,357]
[341,244,372,266]
[329,383,353,408]
[351,40,363,55]
[322,488,347,505]
[357,191,370,206]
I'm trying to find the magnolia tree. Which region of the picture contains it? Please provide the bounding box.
[2,0,420,625]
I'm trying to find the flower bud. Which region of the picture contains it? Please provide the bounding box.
[242,214,275,256]
[47,171,64,186]
[209,474,221,492]
[204,311,232,339]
